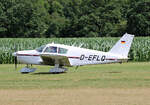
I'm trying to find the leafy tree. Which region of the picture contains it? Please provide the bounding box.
[45,0,69,37]
[70,0,124,37]
[0,0,14,37]
[0,0,49,37]
[127,0,150,36]
[0,0,149,37]
[0,3,7,35]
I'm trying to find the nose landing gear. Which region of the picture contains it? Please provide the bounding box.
[20,64,36,74]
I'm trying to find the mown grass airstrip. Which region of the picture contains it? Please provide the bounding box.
[0,62,150,105]
[0,62,150,89]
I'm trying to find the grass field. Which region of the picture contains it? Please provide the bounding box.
[0,62,150,105]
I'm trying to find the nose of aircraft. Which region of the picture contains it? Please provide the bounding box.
[12,52,17,56]
[12,50,40,57]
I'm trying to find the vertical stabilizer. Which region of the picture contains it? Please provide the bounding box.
[109,33,134,57]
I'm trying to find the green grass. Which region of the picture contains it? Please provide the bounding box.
[0,62,150,89]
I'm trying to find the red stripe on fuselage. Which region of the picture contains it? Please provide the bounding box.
[106,58,116,60]
[16,54,40,56]
[68,56,80,59]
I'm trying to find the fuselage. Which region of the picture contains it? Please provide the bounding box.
[13,43,127,66]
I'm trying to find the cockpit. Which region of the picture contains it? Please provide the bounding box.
[36,45,68,54]
[44,46,68,54]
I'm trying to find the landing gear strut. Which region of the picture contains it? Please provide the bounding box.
[49,64,67,73]
[20,64,36,74]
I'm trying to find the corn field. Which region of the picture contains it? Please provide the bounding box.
[0,37,150,64]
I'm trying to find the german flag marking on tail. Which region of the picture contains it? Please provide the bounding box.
[121,41,126,44]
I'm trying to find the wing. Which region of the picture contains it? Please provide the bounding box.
[40,54,71,66]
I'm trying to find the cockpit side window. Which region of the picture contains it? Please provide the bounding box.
[36,45,46,52]
[44,46,57,53]
[58,48,68,54]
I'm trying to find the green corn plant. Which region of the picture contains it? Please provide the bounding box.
[0,37,150,64]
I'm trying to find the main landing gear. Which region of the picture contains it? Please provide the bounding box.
[20,64,67,74]
[20,64,36,74]
[49,64,67,73]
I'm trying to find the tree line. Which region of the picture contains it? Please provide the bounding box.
[0,0,149,38]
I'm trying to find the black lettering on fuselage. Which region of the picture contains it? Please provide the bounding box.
[93,55,97,60]
[80,54,106,61]
[101,55,106,61]
[88,55,93,61]
[96,56,100,61]
[80,55,85,60]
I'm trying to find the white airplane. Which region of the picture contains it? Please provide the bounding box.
[13,33,134,73]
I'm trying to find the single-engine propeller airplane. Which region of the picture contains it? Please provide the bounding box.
[13,33,134,73]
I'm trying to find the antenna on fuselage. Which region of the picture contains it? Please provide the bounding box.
[72,42,76,47]
[79,43,83,48]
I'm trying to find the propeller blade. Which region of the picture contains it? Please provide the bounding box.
[14,44,17,70]
[15,56,17,70]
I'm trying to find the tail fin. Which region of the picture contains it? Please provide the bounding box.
[109,33,134,57]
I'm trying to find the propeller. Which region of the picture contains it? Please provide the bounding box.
[13,44,17,70]
[14,55,17,70]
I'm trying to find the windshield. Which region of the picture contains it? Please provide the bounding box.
[36,45,46,52]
